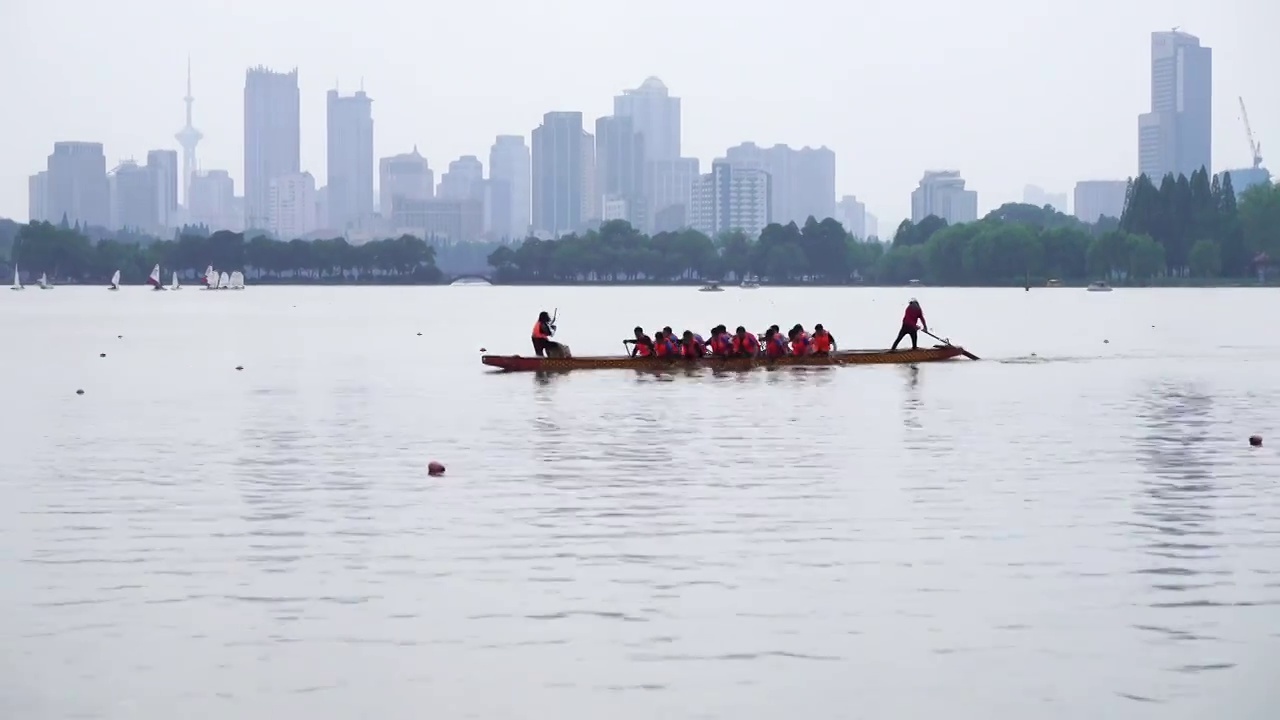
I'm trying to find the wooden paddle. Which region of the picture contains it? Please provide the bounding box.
[921,329,980,360]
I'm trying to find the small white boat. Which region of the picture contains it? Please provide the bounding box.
[698,282,724,292]
[228,271,245,290]
[108,269,121,291]
[908,279,923,286]
[38,272,53,289]
[1086,281,1113,292]
[10,266,23,291]
[169,271,181,291]
[148,264,167,291]
[218,271,230,289]
[201,265,216,289]
[1046,278,1063,287]
[740,276,760,289]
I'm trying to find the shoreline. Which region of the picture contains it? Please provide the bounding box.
[28,279,1280,289]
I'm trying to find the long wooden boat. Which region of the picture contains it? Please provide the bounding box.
[482,345,973,373]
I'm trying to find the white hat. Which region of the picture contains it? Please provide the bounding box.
[909,297,918,303]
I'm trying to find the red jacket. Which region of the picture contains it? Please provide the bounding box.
[903,305,924,327]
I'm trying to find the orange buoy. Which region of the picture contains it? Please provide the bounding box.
[1249,435,1262,447]
[427,461,446,476]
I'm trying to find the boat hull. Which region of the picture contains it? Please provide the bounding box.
[482,346,969,372]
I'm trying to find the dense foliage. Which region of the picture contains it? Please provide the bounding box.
[4,172,1277,285]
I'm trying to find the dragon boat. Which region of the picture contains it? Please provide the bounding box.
[482,344,975,373]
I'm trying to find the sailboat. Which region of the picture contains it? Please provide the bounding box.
[107,270,121,291]
[169,271,181,291]
[218,271,230,290]
[201,266,218,290]
[38,272,53,290]
[228,271,246,290]
[10,266,22,291]
[148,264,167,291]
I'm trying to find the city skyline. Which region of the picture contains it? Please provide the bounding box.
[2,0,1274,228]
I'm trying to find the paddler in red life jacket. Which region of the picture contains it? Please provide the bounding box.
[811,324,836,355]
[680,330,706,358]
[763,328,789,359]
[531,311,561,357]
[731,326,760,356]
[790,324,812,355]
[708,325,732,357]
[624,326,654,357]
[653,331,678,357]
[891,298,927,351]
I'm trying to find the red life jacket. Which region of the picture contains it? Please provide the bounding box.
[812,331,833,352]
[903,305,924,327]
[654,338,676,357]
[634,335,653,356]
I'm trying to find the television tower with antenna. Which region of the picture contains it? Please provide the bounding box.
[174,57,203,207]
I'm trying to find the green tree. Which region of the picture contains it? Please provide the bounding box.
[1188,239,1222,278]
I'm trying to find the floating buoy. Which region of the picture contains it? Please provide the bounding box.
[235,365,244,371]
[1103,339,1110,344]
[117,335,123,339]
[417,332,422,336]
[1249,435,1262,447]
[427,461,446,476]
[75,389,84,395]
[479,347,487,352]
[99,353,106,358]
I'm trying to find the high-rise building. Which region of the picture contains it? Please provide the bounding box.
[646,157,700,232]
[174,58,202,207]
[581,131,597,227]
[723,143,836,225]
[836,195,866,237]
[379,148,433,218]
[438,155,484,200]
[613,77,681,162]
[489,135,531,240]
[326,89,374,230]
[45,141,109,228]
[531,112,584,237]
[1138,31,1211,180]
[244,67,300,230]
[690,160,772,239]
[189,170,237,230]
[1073,180,1128,223]
[910,170,978,225]
[389,198,484,242]
[595,115,647,231]
[1023,184,1068,213]
[28,172,48,222]
[865,212,879,239]
[146,149,179,229]
[268,171,316,239]
[109,161,156,231]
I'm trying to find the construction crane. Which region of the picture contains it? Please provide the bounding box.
[1239,96,1263,170]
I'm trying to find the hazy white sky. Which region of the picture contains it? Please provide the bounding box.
[1,0,1274,229]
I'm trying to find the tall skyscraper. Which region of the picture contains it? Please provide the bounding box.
[28,172,48,222]
[269,171,317,240]
[531,112,584,237]
[489,135,531,240]
[911,170,978,225]
[244,66,300,230]
[174,58,202,207]
[45,141,109,228]
[690,160,772,239]
[147,149,179,229]
[326,89,374,230]
[379,148,433,219]
[438,155,484,200]
[613,77,680,162]
[189,170,237,230]
[595,115,646,230]
[109,160,156,231]
[646,157,700,232]
[723,143,836,225]
[1138,30,1211,180]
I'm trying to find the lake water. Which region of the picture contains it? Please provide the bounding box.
[1,286,1278,720]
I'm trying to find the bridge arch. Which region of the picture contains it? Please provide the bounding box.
[448,273,494,285]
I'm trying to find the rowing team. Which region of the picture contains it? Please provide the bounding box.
[624,324,838,359]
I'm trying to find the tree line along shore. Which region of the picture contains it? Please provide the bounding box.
[3,171,1278,287]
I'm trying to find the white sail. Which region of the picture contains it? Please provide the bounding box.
[229,271,245,289]
[10,265,21,290]
[170,271,181,290]
[148,264,161,286]
[109,270,121,289]
[218,272,230,289]
[38,272,52,289]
